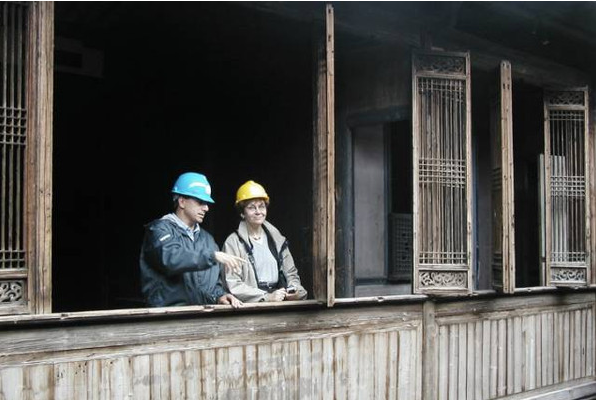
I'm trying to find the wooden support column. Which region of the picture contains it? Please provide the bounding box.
[26,2,54,314]
[313,4,335,306]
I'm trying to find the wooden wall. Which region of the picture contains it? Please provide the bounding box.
[0,293,594,399]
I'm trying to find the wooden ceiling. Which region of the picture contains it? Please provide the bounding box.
[54,2,596,76]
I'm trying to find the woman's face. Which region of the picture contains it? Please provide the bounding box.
[242,199,268,227]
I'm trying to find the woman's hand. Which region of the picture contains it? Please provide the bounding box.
[214,251,245,274]
[284,291,301,301]
[266,289,286,302]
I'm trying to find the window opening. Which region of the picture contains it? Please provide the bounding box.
[53,3,316,311]
[513,81,546,287]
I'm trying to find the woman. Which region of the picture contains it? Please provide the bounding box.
[222,180,307,302]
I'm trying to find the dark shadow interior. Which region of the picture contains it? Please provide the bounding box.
[388,120,412,283]
[53,3,315,311]
[471,68,492,290]
[512,80,543,287]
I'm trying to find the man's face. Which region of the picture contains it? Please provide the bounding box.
[180,196,210,226]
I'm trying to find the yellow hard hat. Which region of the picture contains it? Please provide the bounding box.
[235,180,269,205]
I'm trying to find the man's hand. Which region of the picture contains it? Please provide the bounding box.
[217,293,243,308]
[214,251,246,274]
[265,289,286,302]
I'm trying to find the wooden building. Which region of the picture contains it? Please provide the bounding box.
[1,2,595,399]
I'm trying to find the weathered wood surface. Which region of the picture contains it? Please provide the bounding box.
[312,4,335,306]
[433,292,596,400]
[0,305,423,399]
[25,1,54,315]
[0,293,594,399]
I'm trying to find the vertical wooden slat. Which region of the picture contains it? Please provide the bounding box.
[422,301,437,400]
[322,337,334,400]
[498,318,507,396]
[182,351,200,399]
[563,311,570,381]
[312,3,335,306]
[333,335,347,400]
[357,334,373,398]
[398,330,414,400]
[132,355,151,399]
[25,364,52,399]
[87,359,100,400]
[387,331,399,400]
[481,320,490,399]
[587,306,594,377]
[1,367,23,400]
[311,338,323,399]
[374,332,388,399]
[201,348,216,398]
[448,324,458,400]
[438,325,448,400]
[298,340,312,399]
[505,317,513,395]
[465,322,474,400]
[457,323,466,399]
[170,351,185,399]
[536,313,543,388]
[283,341,299,399]
[490,61,515,293]
[244,345,257,399]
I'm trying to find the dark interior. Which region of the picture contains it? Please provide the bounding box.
[512,80,544,287]
[53,3,315,311]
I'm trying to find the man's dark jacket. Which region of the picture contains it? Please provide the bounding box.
[140,215,226,307]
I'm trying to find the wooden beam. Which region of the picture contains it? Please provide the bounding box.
[26,2,54,314]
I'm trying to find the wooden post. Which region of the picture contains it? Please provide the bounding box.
[26,2,54,314]
[313,3,335,306]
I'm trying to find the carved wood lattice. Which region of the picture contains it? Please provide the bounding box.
[0,2,28,305]
[413,52,471,293]
[545,90,589,286]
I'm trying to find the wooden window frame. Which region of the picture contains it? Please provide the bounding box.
[543,87,591,288]
[13,2,335,317]
[0,2,53,316]
[411,50,473,295]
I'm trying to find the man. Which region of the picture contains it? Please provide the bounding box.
[140,172,244,308]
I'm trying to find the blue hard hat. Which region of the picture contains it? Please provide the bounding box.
[171,172,215,203]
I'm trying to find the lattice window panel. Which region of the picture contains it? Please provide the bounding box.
[412,51,471,293]
[545,90,589,286]
[0,2,28,305]
[389,213,412,282]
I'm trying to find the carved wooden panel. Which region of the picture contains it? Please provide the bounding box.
[544,89,590,286]
[0,2,29,310]
[412,51,472,294]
